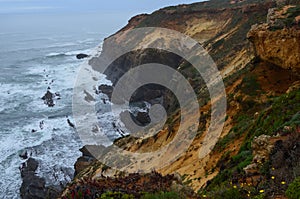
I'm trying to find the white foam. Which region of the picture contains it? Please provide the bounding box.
[46,48,93,58]
[0,32,106,198]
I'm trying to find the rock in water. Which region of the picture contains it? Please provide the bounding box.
[98,84,113,99]
[76,53,89,59]
[19,150,28,160]
[67,119,75,128]
[41,90,55,107]
[20,158,60,199]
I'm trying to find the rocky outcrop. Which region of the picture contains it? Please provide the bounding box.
[252,135,274,163]
[20,158,60,199]
[135,111,151,125]
[243,135,275,175]
[93,49,182,113]
[248,25,300,70]
[269,130,300,188]
[248,5,300,70]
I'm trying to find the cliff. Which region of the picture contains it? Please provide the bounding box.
[60,0,300,198]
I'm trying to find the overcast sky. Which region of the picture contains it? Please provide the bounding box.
[0,0,202,14]
[0,1,204,35]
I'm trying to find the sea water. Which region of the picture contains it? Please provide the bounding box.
[0,16,114,198]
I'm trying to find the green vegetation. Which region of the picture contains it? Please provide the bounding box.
[211,187,243,199]
[164,0,269,11]
[286,177,300,199]
[141,191,182,199]
[200,89,300,198]
[100,192,134,199]
[240,75,261,96]
[64,189,184,199]
[246,90,300,138]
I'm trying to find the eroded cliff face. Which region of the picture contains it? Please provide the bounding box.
[248,5,300,70]
[61,0,300,198]
[90,0,274,131]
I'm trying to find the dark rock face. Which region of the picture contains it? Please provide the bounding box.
[76,53,89,59]
[20,158,59,199]
[91,49,182,113]
[98,84,113,99]
[135,111,151,126]
[268,131,300,195]
[20,158,38,178]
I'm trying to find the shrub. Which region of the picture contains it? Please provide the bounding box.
[100,192,134,199]
[286,177,300,199]
[212,187,245,199]
[141,191,182,199]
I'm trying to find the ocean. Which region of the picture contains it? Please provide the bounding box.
[0,15,118,198]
